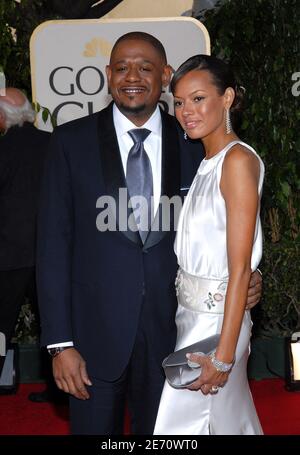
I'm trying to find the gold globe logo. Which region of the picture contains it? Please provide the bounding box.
[83,38,113,57]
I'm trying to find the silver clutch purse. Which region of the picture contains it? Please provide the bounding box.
[162,334,220,389]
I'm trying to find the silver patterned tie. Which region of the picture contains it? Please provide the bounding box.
[126,128,153,243]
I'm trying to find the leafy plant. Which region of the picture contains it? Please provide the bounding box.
[0,0,16,73]
[204,0,300,336]
[12,300,39,344]
[32,102,57,128]
[3,0,61,95]
[254,241,300,336]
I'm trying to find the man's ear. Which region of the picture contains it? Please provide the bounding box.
[162,64,173,88]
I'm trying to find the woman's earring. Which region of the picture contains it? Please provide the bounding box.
[184,131,187,140]
[225,108,232,134]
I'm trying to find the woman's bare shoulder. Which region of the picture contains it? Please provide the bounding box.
[223,143,260,173]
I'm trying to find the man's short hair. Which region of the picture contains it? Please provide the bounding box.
[110,31,167,64]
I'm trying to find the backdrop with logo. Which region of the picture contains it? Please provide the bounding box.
[30,18,210,131]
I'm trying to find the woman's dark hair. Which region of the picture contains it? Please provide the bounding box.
[171,55,245,129]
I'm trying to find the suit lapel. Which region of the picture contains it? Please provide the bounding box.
[97,103,142,246]
[97,105,181,249]
[144,109,181,249]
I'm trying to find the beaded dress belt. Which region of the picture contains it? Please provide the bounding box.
[175,268,228,314]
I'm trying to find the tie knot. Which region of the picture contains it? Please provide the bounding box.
[128,128,151,144]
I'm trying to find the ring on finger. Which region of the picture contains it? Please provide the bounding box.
[211,385,219,393]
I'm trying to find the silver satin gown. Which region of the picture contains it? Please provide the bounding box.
[154,141,264,435]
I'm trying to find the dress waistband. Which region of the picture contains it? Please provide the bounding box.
[175,268,228,314]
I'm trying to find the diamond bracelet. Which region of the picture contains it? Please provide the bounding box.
[209,350,235,373]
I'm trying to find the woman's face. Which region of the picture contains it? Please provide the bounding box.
[173,69,231,141]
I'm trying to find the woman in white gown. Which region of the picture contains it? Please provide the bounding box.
[154,55,264,435]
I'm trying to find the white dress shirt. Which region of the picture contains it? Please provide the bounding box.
[48,104,163,349]
[113,103,162,215]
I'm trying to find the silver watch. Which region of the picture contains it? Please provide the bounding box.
[48,346,72,357]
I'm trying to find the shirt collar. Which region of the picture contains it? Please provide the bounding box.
[113,104,161,138]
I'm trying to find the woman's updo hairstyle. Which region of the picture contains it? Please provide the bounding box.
[171,54,245,130]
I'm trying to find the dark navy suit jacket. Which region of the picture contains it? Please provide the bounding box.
[37,103,204,380]
[0,123,49,270]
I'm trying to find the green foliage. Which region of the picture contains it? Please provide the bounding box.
[2,0,61,95]
[0,0,16,72]
[12,300,39,344]
[253,241,300,337]
[32,102,57,128]
[204,0,300,336]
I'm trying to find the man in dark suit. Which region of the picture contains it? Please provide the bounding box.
[37,32,261,434]
[0,88,49,377]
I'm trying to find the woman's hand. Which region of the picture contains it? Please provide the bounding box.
[185,353,230,394]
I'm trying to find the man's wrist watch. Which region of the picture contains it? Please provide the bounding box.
[48,346,72,357]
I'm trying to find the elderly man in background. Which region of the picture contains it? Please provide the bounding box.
[0,88,49,379]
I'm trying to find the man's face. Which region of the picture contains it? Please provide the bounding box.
[106,39,171,126]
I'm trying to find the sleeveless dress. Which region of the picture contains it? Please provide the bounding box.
[154,141,264,435]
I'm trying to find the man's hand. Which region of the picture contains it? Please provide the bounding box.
[246,270,262,310]
[52,348,92,400]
